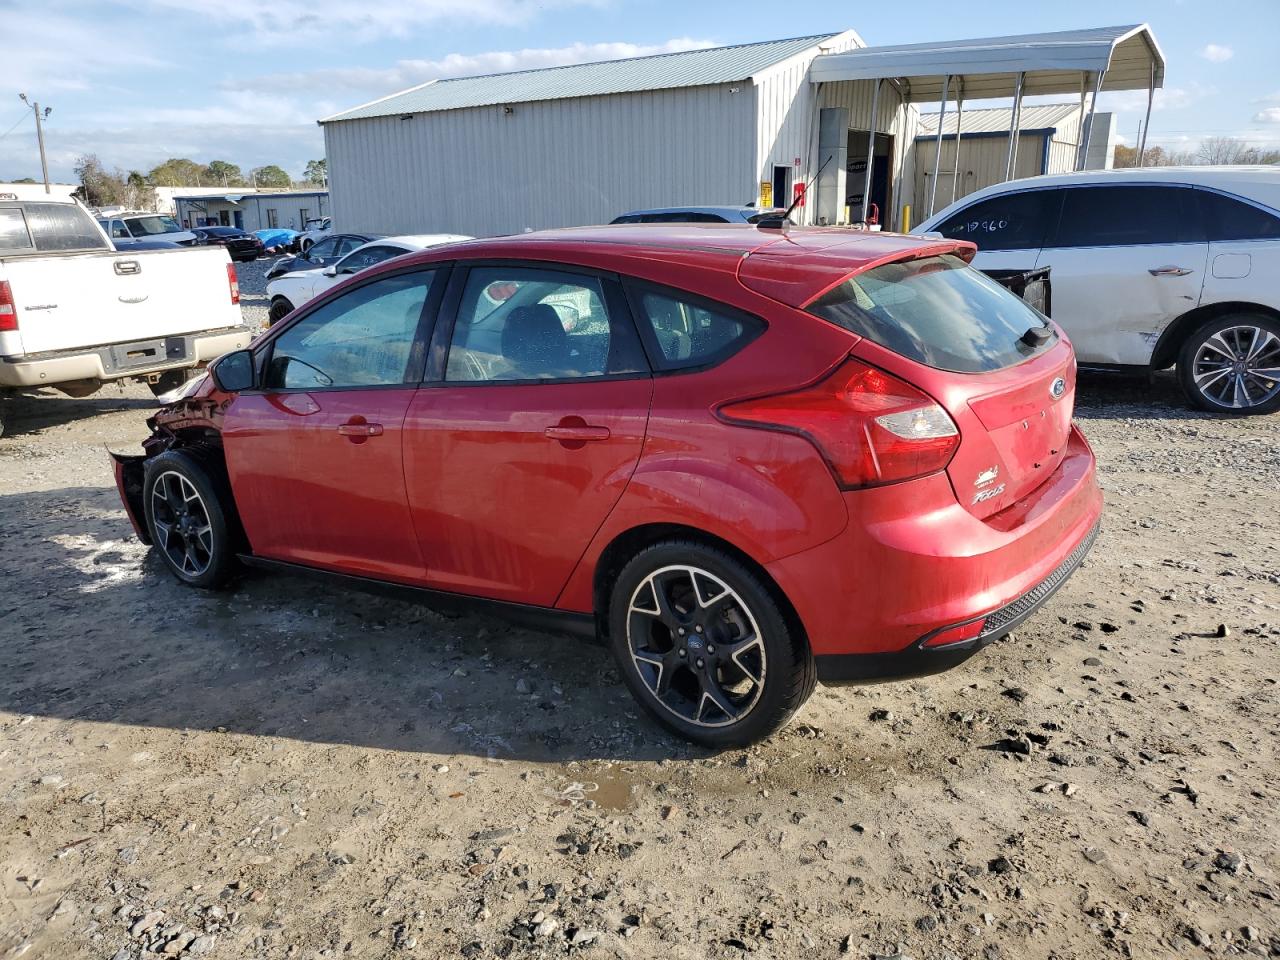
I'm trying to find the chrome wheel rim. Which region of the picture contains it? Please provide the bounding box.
[1192,325,1280,409]
[151,471,214,577]
[626,565,766,728]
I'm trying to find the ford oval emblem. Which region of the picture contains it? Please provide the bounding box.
[1050,377,1067,400]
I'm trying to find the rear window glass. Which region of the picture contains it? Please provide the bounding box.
[19,203,108,252]
[1198,190,1280,241]
[806,254,1056,374]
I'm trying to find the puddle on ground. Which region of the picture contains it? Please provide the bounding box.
[551,766,637,811]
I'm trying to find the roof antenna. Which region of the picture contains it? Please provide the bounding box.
[757,154,832,232]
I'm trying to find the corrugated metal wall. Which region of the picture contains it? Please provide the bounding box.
[324,83,756,237]
[913,133,1048,214]
[752,34,864,205]
[815,80,918,230]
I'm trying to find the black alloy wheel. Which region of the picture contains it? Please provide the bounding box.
[608,541,815,747]
[142,449,239,589]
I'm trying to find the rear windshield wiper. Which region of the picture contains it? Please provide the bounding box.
[1020,325,1053,347]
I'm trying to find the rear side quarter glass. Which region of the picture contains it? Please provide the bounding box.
[1048,185,1203,248]
[623,279,764,372]
[806,254,1057,374]
[0,207,34,251]
[1197,189,1280,241]
[935,189,1058,251]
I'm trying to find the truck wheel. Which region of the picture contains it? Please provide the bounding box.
[142,448,240,589]
[0,392,8,438]
[268,297,294,327]
[148,369,193,398]
[1178,313,1280,414]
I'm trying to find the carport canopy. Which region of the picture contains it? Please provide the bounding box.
[809,24,1166,220]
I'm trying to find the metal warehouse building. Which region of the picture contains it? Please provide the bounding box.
[914,103,1117,209]
[320,23,1163,237]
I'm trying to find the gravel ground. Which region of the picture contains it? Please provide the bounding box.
[0,263,1277,960]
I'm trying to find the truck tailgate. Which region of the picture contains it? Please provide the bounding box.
[2,247,241,356]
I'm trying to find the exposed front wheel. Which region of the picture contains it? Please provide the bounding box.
[268,297,294,327]
[1178,314,1280,414]
[608,541,814,748]
[142,449,239,589]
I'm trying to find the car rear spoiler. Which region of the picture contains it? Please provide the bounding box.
[981,267,1052,319]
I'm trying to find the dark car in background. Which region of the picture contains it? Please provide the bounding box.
[191,226,264,263]
[265,232,382,280]
[611,205,793,225]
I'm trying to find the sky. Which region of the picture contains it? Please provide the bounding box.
[3,0,1278,184]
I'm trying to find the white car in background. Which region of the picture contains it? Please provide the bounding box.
[297,217,332,253]
[917,166,1280,414]
[266,234,470,325]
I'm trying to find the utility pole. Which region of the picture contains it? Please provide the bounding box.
[18,94,51,194]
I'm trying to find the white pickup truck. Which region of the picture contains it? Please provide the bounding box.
[0,186,251,436]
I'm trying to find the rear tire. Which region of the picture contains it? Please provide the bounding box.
[1178,313,1280,415]
[142,448,240,589]
[607,540,815,748]
[268,297,294,327]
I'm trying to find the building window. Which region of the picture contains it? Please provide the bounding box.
[266,209,279,228]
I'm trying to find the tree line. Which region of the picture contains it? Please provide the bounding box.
[72,155,327,209]
[1114,137,1280,168]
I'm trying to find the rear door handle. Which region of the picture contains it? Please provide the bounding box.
[114,260,141,276]
[1149,265,1193,277]
[544,425,611,442]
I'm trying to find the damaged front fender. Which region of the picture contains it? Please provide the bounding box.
[111,452,150,544]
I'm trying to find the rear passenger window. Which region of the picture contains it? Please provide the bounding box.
[629,285,761,370]
[445,267,646,382]
[1198,190,1280,241]
[1049,186,1201,247]
[21,203,108,252]
[935,190,1056,250]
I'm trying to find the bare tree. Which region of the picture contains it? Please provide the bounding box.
[1198,137,1253,165]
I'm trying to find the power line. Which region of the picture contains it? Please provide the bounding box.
[0,111,31,141]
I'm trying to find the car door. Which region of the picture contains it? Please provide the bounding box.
[221,266,445,582]
[932,188,1059,274]
[1035,184,1208,365]
[402,263,652,606]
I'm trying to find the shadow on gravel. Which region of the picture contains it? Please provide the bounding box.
[1074,369,1210,423]
[0,388,157,439]
[0,485,702,765]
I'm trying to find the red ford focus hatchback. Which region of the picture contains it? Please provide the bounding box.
[113,224,1102,746]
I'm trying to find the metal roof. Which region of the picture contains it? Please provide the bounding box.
[917,102,1081,137]
[809,24,1164,101]
[322,33,843,122]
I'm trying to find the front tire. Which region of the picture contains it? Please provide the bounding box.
[1178,314,1280,414]
[268,297,294,327]
[142,449,239,589]
[607,541,815,748]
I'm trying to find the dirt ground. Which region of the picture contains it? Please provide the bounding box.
[1,262,1278,960]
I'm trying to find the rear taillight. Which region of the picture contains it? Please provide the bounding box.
[226,263,240,305]
[717,356,959,488]
[0,280,16,332]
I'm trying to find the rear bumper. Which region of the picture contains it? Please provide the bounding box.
[0,327,250,388]
[814,520,1099,683]
[767,424,1103,680]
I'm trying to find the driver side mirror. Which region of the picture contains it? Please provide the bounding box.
[210,349,256,393]
[323,265,338,277]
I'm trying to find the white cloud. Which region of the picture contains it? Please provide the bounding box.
[1199,43,1234,63]
[129,0,606,45]
[1255,107,1280,123]
[225,38,720,98]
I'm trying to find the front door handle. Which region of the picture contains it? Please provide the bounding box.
[337,418,384,443]
[1149,265,1193,277]
[545,424,611,443]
